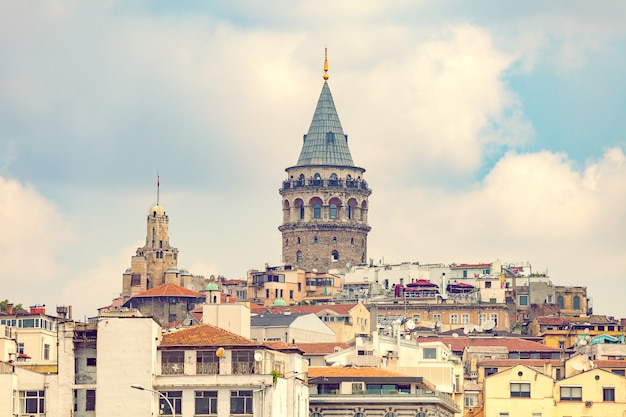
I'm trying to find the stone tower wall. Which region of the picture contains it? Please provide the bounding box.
[279,165,371,272]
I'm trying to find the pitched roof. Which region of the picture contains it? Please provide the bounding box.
[251,304,359,316]
[478,359,561,368]
[308,366,412,378]
[132,283,204,298]
[251,312,314,327]
[296,342,351,355]
[160,324,257,347]
[296,82,355,167]
[419,336,561,353]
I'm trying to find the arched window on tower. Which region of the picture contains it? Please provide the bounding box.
[314,236,318,244]
[300,205,305,219]
[351,238,354,245]
[332,236,337,244]
[297,237,301,244]
[314,204,321,219]
[573,295,581,311]
[296,251,302,263]
[285,239,289,247]
[346,205,351,219]
[332,250,339,261]
[330,204,337,219]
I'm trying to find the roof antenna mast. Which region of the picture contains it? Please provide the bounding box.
[156,171,160,205]
[323,48,329,81]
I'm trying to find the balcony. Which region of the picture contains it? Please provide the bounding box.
[281,179,370,192]
[310,389,458,410]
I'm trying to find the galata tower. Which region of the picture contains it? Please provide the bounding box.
[279,50,372,272]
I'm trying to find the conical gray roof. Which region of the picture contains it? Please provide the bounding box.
[296,82,354,167]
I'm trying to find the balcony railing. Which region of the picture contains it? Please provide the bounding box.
[282,180,370,192]
[310,389,457,408]
[196,362,219,375]
[161,362,184,375]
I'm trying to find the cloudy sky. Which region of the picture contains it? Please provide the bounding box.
[1,1,625,319]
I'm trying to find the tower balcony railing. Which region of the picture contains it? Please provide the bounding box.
[282,179,370,192]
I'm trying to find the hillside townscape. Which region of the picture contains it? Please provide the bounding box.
[2,52,625,417]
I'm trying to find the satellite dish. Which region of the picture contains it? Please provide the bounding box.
[571,361,584,371]
[254,352,263,362]
[580,339,587,346]
[452,333,459,338]
[589,360,595,368]
[405,319,416,330]
[463,326,470,335]
[475,325,484,333]
[581,354,589,362]
[584,328,590,333]
[216,347,225,357]
[482,320,496,331]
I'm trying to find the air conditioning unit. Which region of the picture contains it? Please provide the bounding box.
[585,401,593,407]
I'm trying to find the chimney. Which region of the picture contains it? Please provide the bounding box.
[6,304,13,315]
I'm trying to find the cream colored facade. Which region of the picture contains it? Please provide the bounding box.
[483,364,626,417]
[484,364,554,417]
[319,303,370,343]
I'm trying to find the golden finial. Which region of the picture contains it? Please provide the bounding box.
[323,48,329,81]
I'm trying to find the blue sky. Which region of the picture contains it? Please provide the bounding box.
[1,1,625,319]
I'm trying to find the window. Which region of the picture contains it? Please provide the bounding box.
[433,314,441,322]
[231,390,253,414]
[195,391,217,415]
[86,389,96,411]
[87,357,97,367]
[413,314,420,322]
[197,351,219,374]
[19,390,45,414]
[573,295,581,310]
[161,351,184,375]
[490,313,498,325]
[519,295,529,307]
[44,344,50,360]
[465,393,479,407]
[289,290,294,299]
[462,314,470,324]
[352,383,364,394]
[560,386,582,401]
[311,413,323,417]
[314,204,321,219]
[485,281,492,288]
[423,348,437,359]
[160,391,182,415]
[557,295,564,309]
[499,414,509,417]
[299,205,305,219]
[318,383,339,394]
[384,413,396,417]
[331,250,339,261]
[296,251,302,263]
[479,313,487,325]
[332,236,337,244]
[604,387,615,401]
[485,367,498,377]
[314,236,318,244]
[232,351,255,374]
[450,314,458,324]
[330,204,337,219]
[510,382,530,397]
[612,369,625,376]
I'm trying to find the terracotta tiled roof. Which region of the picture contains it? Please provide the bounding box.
[160,324,257,347]
[537,317,565,325]
[308,366,410,378]
[452,263,491,269]
[478,359,561,367]
[419,336,561,352]
[296,343,350,355]
[250,304,359,315]
[133,283,203,298]
[594,360,626,368]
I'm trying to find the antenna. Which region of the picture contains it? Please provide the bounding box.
[405,319,416,330]
[323,48,329,81]
[156,172,160,205]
